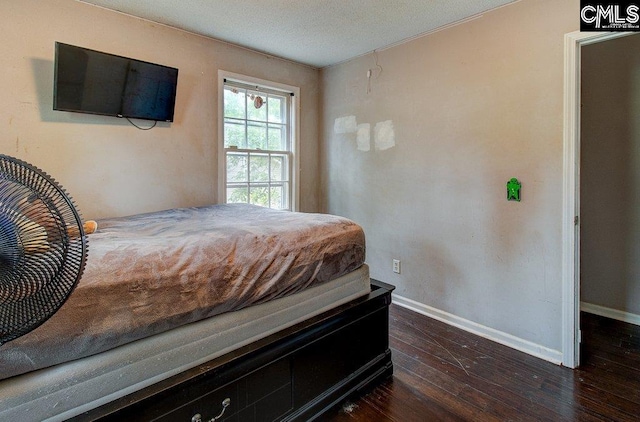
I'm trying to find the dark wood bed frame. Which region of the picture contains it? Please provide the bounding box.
[72,279,394,422]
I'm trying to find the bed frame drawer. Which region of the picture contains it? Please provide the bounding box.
[157,381,238,421]
[76,280,394,422]
[238,358,293,421]
[157,358,293,422]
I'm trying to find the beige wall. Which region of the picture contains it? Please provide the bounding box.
[2,0,590,359]
[1,0,321,219]
[581,34,640,316]
[321,0,579,354]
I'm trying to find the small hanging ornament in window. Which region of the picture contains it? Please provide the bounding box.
[253,95,264,109]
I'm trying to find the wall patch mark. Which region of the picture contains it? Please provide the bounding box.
[334,115,357,134]
[374,120,395,151]
[356,123,370,151]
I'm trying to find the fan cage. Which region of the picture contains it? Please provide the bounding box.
[0,155,88,345]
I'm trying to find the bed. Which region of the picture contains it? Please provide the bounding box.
[0,204,393,421]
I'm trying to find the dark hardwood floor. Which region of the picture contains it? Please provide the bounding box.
[322,305,640,421]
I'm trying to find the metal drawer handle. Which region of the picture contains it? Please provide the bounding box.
[191,398,231,422]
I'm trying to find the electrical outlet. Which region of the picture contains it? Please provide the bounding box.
[392,259,401,274]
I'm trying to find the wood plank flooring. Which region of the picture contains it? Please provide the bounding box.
[321,305,640,421]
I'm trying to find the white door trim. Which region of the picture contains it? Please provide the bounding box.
[562,30,635,368]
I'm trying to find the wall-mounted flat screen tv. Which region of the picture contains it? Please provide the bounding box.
[53,42,178,122]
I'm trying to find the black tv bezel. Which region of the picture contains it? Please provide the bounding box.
[53,42,178,122]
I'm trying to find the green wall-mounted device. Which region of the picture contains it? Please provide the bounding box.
[507,178,521,202]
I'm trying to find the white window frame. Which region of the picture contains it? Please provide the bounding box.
[217,70,300,211]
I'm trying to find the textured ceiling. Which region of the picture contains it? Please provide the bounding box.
[80,0,518,68]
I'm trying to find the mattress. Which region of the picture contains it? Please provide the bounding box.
[0,264,370,421]
[0,204,365,380]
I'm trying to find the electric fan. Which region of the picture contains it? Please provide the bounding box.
[0,154,88,345]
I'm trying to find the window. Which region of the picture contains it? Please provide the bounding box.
[219,73,298,210]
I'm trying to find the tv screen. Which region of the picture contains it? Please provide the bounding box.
[53,42,178,122]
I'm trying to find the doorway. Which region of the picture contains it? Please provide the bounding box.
[563,31,637,368]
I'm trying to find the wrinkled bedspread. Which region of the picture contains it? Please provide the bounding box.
[0,204,365,380]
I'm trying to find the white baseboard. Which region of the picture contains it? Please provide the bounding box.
[391,293,563,365]
[581,302,640,326]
